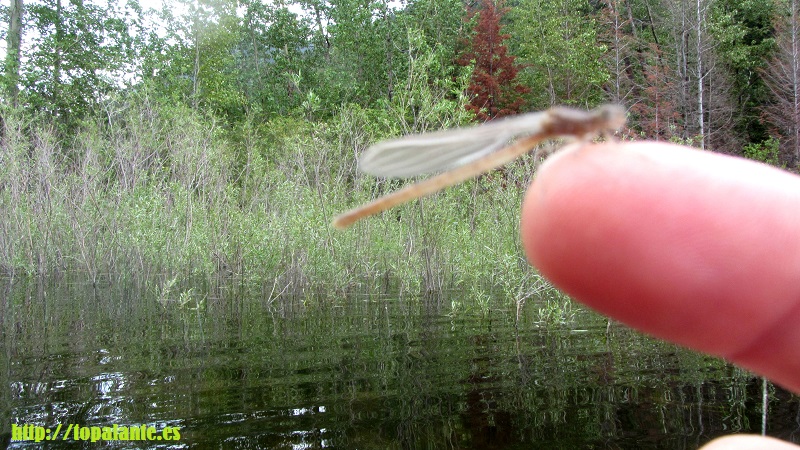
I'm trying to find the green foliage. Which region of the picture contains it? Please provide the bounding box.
[313,0,401,107]
[379,26,474,134]
[709,0,777,142]
[7,0,799,307]
[536,294,578,325]
[2,0,794,154]
[743,137,782,166]
[403,0,466,77]
[146,0,246,123]
[506,0,609,108]
[237,0,315,116]
[0,92,554,308]
[21,0,141,134]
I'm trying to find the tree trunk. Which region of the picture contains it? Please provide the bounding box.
[192,11,201,111]
[792,0,800,163]
[696,0,705,150]
[5,0,23,105]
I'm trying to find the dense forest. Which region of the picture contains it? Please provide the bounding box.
[0,0,797,294]
[5,0,799,157]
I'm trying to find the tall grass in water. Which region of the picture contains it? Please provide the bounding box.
[0,96,553,307]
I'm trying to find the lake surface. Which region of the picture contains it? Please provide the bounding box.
[1,278,798,449]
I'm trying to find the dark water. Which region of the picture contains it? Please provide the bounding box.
[1,278,799,449]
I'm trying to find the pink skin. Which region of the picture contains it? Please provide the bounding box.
[520,142,800,450]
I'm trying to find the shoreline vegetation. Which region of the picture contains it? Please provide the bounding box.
[0,95,556,305]
[1,0,794,307]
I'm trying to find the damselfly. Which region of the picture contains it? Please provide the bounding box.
[333,104,626,229]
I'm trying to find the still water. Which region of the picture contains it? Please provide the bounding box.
[1,278,798,449]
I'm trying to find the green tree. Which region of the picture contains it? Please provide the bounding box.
[320,0,403,106]
[384,26,472,134]
[506,0,608,108]
[22,0,140,132]
[145,0,245,123]
[403,0,466,88]
[710,0,777,144]
[238,0,313,117]
[743,136,782,166]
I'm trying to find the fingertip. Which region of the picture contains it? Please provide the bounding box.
[700,435,800,450]
[521,141,800,392]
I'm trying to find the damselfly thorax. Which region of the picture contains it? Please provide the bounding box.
[333,104,626,229]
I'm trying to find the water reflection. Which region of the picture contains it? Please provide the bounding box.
[1,278,798,449]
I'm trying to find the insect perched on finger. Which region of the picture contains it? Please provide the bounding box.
[332,104,627,229]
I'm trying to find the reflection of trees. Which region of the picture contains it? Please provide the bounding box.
[3,281,793,448]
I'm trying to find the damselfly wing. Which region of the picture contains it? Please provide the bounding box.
[333,104,626,229]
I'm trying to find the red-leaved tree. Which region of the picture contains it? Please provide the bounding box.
[630,43,683,141]
[457,0,529,122]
